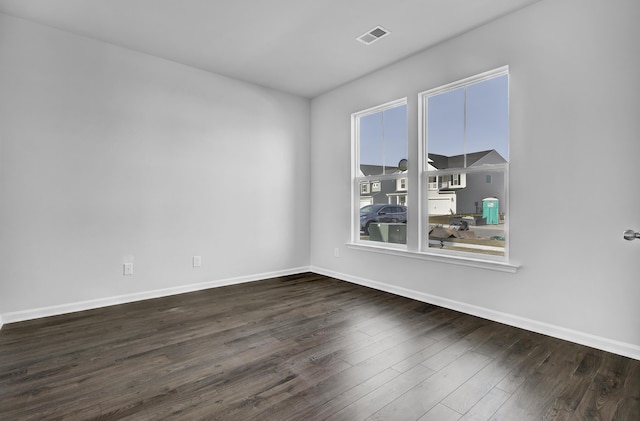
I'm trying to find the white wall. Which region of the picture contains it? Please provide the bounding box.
[0,14,311,319]
[2,0,639,360]
[310,0,640,358]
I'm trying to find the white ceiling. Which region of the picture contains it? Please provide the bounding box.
[0,0,542,98]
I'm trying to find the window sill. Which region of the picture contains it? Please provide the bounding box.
[346,242,519,273]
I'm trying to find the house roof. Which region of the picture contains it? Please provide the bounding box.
[427,150,507,169]
[359,165,403,177]
[360,150,506,175]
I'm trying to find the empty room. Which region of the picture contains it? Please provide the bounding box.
[1,0,639,420]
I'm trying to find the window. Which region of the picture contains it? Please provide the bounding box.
[450,174,464,188]
[421,66,509,258]
[350,67,510,267]
[360,182,370,194]
[397,178,407,191]
[353,99,407,245]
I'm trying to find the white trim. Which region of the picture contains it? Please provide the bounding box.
[347,242,518,273]
[0,267,309,325]
[310,266,640,361]
[3,267,638,361]
[352,97,407,119]
[419,65,509,100]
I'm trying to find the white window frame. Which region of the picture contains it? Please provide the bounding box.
[418,66,510,262]
[397,178,407,191]
[450,173,464,187]
[351,98,407,248]
[348,68,518,272]
[360,182,370,194]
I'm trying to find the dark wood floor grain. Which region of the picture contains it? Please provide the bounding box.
[0,273,638,420]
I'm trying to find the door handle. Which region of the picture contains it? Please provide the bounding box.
[623,230,640,241]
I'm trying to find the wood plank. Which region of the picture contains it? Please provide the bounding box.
[540,349,604,420]
[328,364,436,421]
[365,351,492,420]
[614,356,640,421]
[571,352,634,420]
[459,387,511,421]
[418,403,463,421]
[490,341,588,420]
[288,368,401,420]
[0,273,637,420]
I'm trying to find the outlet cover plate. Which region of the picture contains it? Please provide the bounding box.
[123,263,134,275]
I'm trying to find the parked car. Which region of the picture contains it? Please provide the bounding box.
[360,204,407,235]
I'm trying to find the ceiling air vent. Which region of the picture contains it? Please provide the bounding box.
[357,26,391,45]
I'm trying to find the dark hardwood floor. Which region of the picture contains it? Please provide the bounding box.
[1,273,638,420]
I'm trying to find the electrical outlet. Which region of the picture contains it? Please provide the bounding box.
[123,262,134,275]
[193,256,202,268]
[334,247,340,258]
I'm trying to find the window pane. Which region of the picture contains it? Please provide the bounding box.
[427,87,464,169]
[358,178,407,244]
[427,168,505,256]
[356,100,408,245]
[359,104,407,176]
[423,69,508,258]
[466,74,509,161]
[359,113,383,174]
[427,75,508,169]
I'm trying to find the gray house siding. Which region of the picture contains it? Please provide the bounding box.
[456,171,505,214]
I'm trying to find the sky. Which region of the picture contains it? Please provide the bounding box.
[360,74,508,170]
[359,104,407,172]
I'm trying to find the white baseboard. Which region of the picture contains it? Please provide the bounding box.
[4,266,638,361]
[310,266,640,361]
[1,267,310,326]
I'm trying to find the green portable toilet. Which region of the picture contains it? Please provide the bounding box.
[482,197,499,224]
